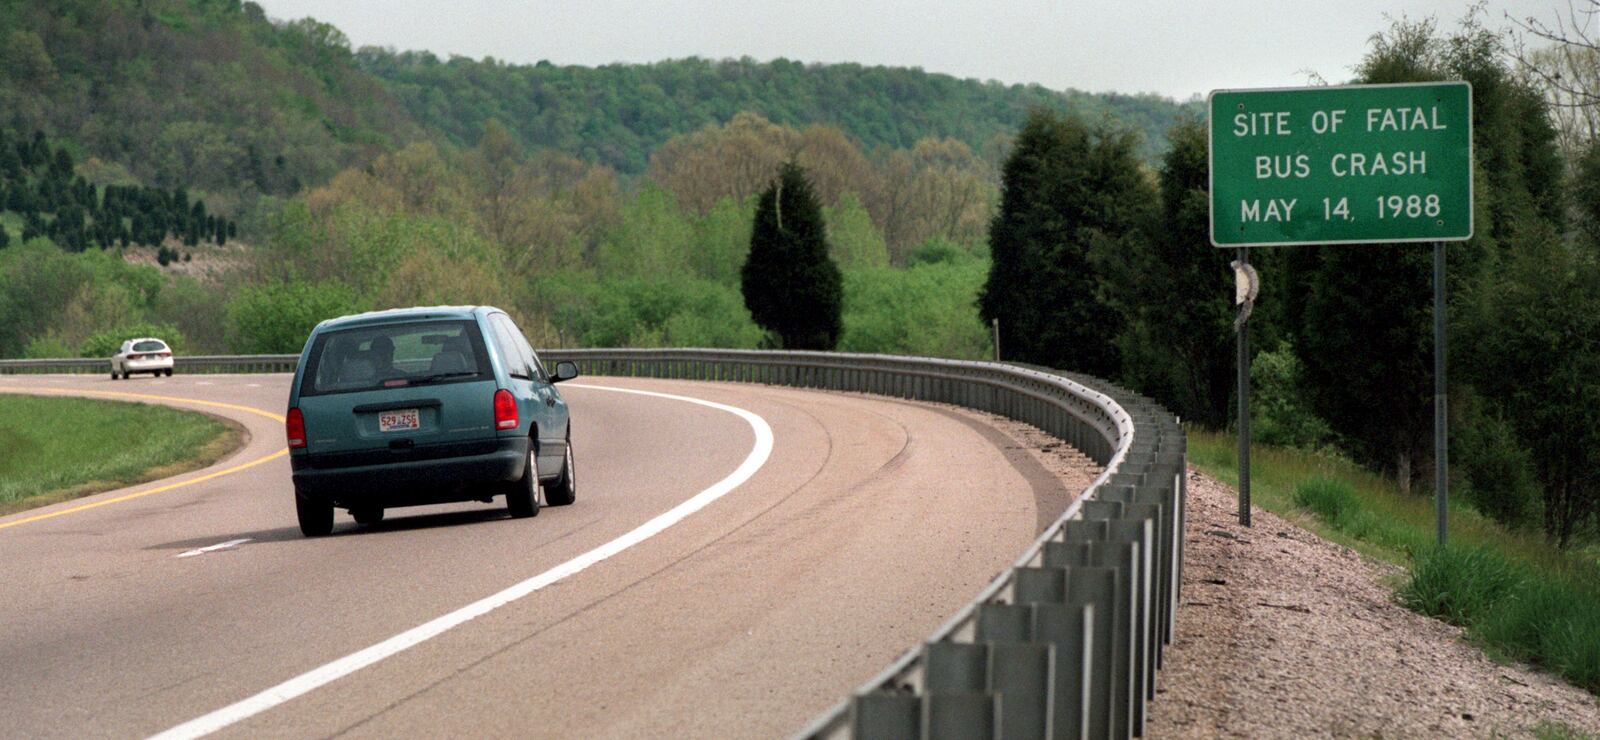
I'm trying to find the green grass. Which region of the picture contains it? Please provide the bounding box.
[1534,720,1599,740]
[1190,428,1600,695]
[0,394,239,513]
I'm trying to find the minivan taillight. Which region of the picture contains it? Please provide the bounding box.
[493,389,518,430]
[286,408,307,449]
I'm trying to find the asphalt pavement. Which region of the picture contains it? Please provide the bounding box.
[0,373,1080,738]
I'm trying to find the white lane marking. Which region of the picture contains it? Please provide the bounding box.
[246,383,261,388]
[153,383,774,739]
[176,539,252,559]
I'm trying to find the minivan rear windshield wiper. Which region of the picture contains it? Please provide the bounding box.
[403,371,482,386]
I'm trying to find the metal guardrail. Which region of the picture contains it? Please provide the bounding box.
[542,349,1184,740]
[0,355,300,374]
[2,348,1183,738]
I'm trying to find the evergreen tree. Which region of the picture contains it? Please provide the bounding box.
[0,142,19,180]
[1465,221,1600,546]
[1290,17,1567,494]
[741,162,843,350]
[1107,117,1237,427]
[50,147,73,178]
[978,108,1155,378]
[0,223,9,248]
[25,131,47,170]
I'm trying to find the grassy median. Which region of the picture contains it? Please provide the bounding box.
[0,394,241,515]
[1189,428,1600,696]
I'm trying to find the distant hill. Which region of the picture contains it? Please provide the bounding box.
[358,52,1199,174]
[0,0,419,200]
[0,0,1197,201]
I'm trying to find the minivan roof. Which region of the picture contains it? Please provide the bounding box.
[314,305,502,332]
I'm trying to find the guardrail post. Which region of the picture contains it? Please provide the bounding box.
[851,693,920,738]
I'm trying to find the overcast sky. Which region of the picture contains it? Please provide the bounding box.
[256,1,1570,100]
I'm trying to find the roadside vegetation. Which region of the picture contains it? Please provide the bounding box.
[0,394,236,514]
[1167,10,1600,700]
[1189,429,1600,696]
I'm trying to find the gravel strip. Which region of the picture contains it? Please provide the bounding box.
[1147,467,1600,738]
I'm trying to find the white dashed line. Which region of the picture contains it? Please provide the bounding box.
[176,538,253,558]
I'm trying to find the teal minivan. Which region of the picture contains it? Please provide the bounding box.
[286,306,578,536]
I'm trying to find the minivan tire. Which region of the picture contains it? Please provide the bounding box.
[545,440,576,507]
[506,448,540,518]
[296,491,334,536]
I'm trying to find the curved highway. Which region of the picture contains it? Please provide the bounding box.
[0,373,1094,738]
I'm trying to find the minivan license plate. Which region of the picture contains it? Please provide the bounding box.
[378,408,420,433]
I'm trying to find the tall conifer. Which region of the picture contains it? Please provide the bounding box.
[741,162,843,350]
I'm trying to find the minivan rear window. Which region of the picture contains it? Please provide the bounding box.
[299,320,491,396]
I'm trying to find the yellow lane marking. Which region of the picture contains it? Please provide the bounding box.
[0,386,287,532]
[0,387,286,423]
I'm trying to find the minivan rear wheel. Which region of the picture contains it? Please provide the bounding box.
[506,448,540,518]
[296,491,334,536]
[545,440,576,507]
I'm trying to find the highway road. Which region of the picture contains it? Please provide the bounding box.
[0,373,1094,738]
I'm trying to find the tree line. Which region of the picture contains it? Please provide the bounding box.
[0,129,237,260]
[358,50,1193,176]
[0,0,1190,213]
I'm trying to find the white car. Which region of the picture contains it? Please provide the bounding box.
[112,338,174,379]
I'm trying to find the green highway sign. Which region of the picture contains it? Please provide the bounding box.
[1209,82,1473,247]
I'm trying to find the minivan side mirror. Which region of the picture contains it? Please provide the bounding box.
[551,361,580,383]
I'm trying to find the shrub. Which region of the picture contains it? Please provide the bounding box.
[1400,545,1524,626]
[1292,477,1358,521]
[1452,392,1541,529]
[1251,341,1336,450]
[21,333,74,359]
[78,322,186,358]
[839,259,990,359]
[906,238,970,267]
[539,274,764,349]
[225,281,362,354]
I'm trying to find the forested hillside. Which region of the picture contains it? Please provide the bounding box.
[0,0,418,208]
[0,0,1192,209]
[357,51,1193,174]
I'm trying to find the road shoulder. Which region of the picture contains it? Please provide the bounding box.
[1148,467,1600,737]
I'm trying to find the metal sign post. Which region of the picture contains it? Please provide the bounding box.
[1434,241,1448,546]
[1234,251,1256,526]
[1208,82,1473,539]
